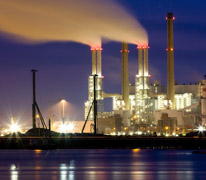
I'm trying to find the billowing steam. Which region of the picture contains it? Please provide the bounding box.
[0,0,148,47]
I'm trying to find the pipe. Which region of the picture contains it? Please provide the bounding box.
[166,12,175,109]
[103,92,120,98]
[121,42,129,110]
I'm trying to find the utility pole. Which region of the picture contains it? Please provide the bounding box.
[31,69,38,129]
[93,74,98,134]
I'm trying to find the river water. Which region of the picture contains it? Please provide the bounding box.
[0,149,206,180]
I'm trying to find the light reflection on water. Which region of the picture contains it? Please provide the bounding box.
[10,164,18,180]
[0,150,205,180]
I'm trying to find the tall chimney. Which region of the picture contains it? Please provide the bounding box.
[166,12,175,109]
[143,47,148,77]
[91,48,96,75]
[144,46,149,95]
[138,47,143,77]
[97,48,102,76]
[121,43,129,110]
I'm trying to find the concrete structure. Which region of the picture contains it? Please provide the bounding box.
[121,43,129,110]
[166,13,175,109]
[157,113,177,134]
[200,80,206,124]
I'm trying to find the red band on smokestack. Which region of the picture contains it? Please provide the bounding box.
[120,50,129,53]
[137,45,149,49]
[90,47,103,51]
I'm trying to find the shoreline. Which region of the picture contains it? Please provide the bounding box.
[1,136,206,149]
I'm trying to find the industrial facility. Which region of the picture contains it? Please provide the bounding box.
[84,13,206,135]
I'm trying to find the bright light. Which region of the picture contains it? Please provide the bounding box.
[198,126,204,132]
[10,123,19,133]
[111,132,116,136]
[137,131,142,135]
[165,126,169,130]
[61,99,66,103]
[68,123,75,131]
[59,123,67,133]
[10,164,17,170]
[4,129,8,133]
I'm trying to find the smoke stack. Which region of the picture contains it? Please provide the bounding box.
[91,48,96,75]
[166,12,175,109]
[144,47,148,77]
[144,46,149,95]
[138,47,143,77]
[121,42,129,110]
[97,48,102,76]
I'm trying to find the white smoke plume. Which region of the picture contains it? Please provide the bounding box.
[0,0,148,47]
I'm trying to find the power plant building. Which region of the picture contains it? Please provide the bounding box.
[84,13,206,135]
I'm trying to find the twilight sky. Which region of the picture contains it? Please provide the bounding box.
[0,0,206,126]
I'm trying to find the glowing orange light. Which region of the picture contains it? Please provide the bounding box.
[34,149,42,153]
[166,48,174,51]
[132,148,140,153]
[120,50,129,53]
[35,166,42,170]
[137,45,149,49]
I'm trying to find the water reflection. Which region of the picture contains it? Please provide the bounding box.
[0,150,205,180]
[60,163,67,180]
[69,160,75,180]
[10,164,18,180]
[59,161,75,180]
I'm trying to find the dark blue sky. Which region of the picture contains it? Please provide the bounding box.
[0,0,206,125]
